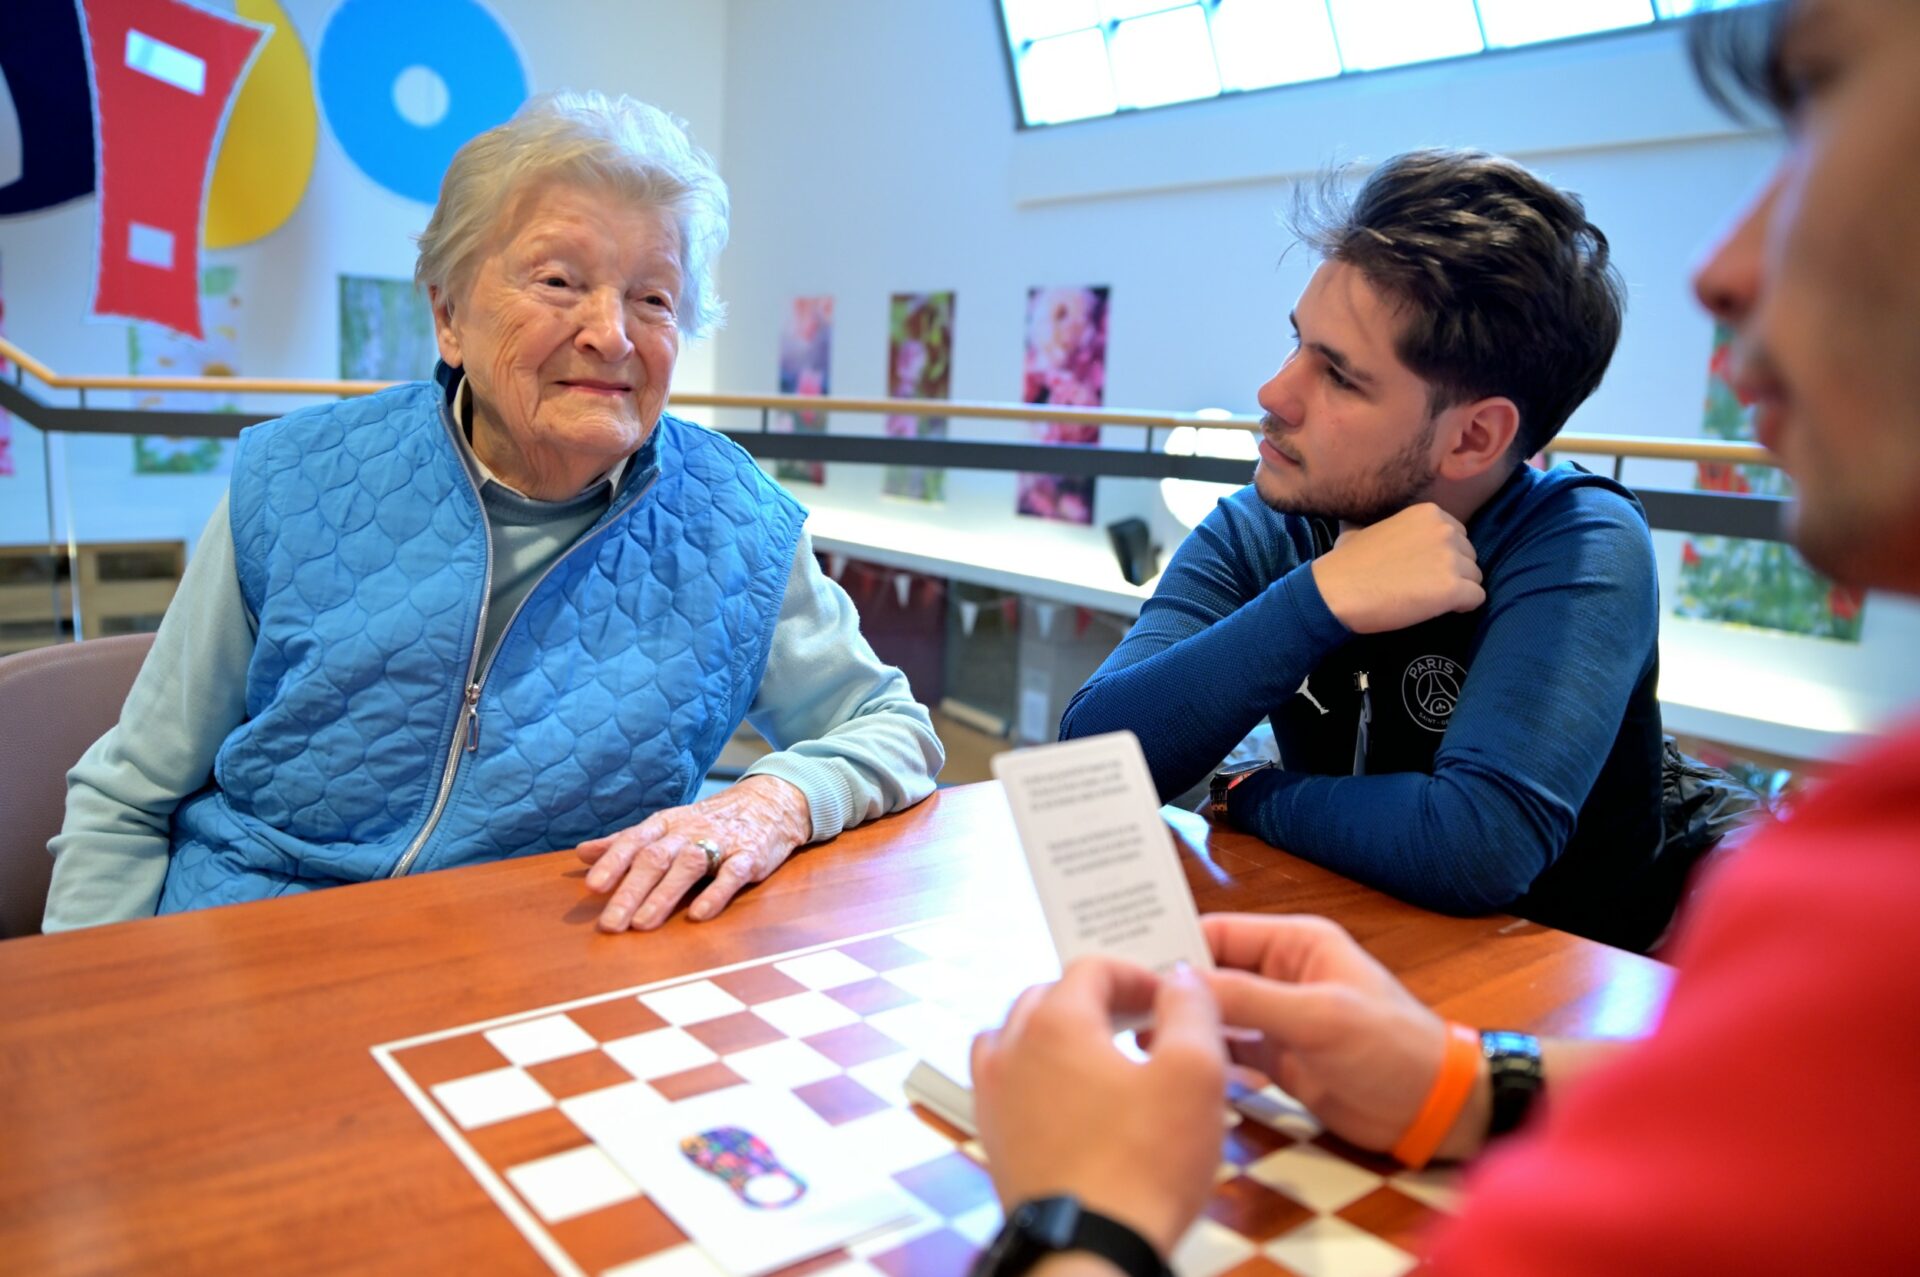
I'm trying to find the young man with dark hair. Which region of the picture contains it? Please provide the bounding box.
[975,2,1920,1272]
[1060,149,1673,950]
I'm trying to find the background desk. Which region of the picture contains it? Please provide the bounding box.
[0,783,1672,1274]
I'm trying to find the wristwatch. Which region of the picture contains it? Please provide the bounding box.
[1480,1029,1545,1138]
[1208,760,1275,821]
[972,1196,1171,1277]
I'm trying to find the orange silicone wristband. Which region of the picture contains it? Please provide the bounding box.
[1390,1021,1482,1170]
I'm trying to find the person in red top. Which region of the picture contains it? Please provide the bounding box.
[967,1,1920,1273]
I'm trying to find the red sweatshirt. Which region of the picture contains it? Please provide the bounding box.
[1424,716,1920,1274]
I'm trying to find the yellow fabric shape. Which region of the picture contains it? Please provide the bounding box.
[204,0,316,248]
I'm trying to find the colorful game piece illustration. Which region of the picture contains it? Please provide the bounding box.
[681,1126,808,1210]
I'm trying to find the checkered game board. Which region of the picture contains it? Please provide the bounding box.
[374,921,1463,1277]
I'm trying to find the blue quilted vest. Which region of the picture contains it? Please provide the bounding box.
[159,371,805,912]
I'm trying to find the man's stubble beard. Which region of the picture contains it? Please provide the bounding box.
[1255,415,1441,526]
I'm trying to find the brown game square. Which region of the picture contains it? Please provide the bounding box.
[869,1227,980,1277]
[548,1194,684,1273]
[803,1020,906,1069]
[390,1033,508,1088]
[826,977,918,1016]
[893,1149,998,1218]
[525,1050,635,1101]
[710,964,809,1006]
[837,935,930,973]
[1204,1175,1315,1243]
[1337,1183,1447,1253]
[684,1010,785,1054]
[565,996,668,1043]
[1224,1115,1296,1166]
[462,1107,588,1172]
[793,1075,890,1126]
[649,1061,747,1102]
[1219,1257,1300,1277]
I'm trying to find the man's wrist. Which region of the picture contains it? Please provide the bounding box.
[1434,1058,1493,1162]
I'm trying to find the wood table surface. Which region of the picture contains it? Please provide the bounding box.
[0,782,1673,1275]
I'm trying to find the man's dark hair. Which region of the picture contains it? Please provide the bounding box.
[1292,149,1626,461]
[1688,1,1792,123]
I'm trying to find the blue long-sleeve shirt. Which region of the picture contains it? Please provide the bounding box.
[1061,464,1670,949]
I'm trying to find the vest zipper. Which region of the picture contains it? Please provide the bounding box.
[1351,669,1372,776]
[389,462,660,878]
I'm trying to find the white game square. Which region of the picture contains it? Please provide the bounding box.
[601,1244,729,1276]
[1171,1217,1259,1277]
[640,981,748,1026]
[950,1201,1005,1247]
[723,1037,839,1088]
[559,1080,672,1146]
[484,1014,597,1067]
[773,950,876,990]
[844,1051,919,1103]
[893,922,975,959]
[750,990,861,1039]
[604,1027,720,1081]
[1246,1143,1386,1213]
[504,1145,641,1224]
[832,1106,958,1176]
[1263,1216,1418,1277]
[880,958,977,1009]
[863,1001,971,1060]
[430,1067,553,1130]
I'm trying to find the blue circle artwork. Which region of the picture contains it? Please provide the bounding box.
[317,0,527,205]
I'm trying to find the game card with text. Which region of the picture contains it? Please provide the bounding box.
[991,730,1212,977]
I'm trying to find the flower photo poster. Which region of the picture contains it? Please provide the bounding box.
[883,290,953,502]
[1673,321,1863,641]
[772,296,832,486]
[130,265,241,476]
[1017,285,1109,525]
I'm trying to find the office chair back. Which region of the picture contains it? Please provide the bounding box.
[0,633,155,939]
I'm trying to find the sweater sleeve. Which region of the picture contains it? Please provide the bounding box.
[1057,489,1352,801]
[1227,486,1659,913]
[1422,725,1920,1274]
[42,498,257,931]
[740,531,945,842]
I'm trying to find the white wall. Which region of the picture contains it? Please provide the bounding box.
[714,1,1919,755]
[5,1,1913,754]
[0,0,728,553]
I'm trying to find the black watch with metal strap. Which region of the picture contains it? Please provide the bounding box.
[1208,759,1275,821]
[1480,1029,1545,1138]
[971,1196,1172,1277]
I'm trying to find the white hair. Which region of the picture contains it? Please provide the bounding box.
[414,90,729,338]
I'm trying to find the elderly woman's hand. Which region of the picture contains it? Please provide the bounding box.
[574,775,813,931]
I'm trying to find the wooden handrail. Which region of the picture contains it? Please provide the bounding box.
[0,334,1774,466]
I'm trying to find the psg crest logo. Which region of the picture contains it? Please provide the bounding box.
[1403,655,1464,732]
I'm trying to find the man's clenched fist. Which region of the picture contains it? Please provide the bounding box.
[1311,503,1485,634]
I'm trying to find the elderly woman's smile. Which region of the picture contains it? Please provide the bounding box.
[432,184,683,501]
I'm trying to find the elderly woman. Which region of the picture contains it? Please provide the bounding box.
[42,92,943,933]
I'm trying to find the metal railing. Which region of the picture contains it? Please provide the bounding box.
[0,335,1786,544]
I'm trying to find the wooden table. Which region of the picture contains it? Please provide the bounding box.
[0,783,1672,1275]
